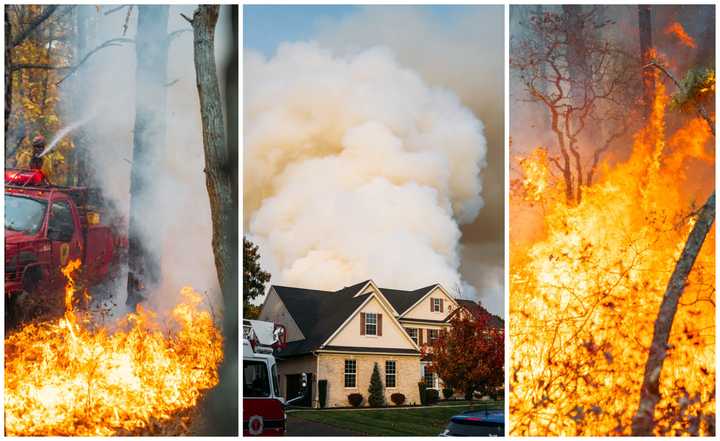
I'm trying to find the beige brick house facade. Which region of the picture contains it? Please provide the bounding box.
[259,279,493,408]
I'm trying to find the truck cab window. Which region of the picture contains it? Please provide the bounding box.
[48,201,74,241]
[244,360,271,397]
[5,195,46,235]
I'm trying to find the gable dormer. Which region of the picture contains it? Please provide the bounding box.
[323,291,418,351]
[400,284,459,322]
[351,280,399,316]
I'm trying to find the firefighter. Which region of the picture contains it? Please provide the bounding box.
[16,134,53,177]
[30,135,46,169]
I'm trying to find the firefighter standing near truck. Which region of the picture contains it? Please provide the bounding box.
[16,134,54,178]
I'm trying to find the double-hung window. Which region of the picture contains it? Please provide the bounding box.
[432,298,442,312]
[423,365,435,389]
[428,329,439,343]
[344,360,357,388]
[385,360,397,388]
[405,327,418,344]
[365,312,377,335]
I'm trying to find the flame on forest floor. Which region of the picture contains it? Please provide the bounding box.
[510,75,715,435]
[4,259,224,436]
[665,22,697,49]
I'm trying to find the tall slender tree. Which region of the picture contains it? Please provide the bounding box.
[638,5,654,119]
[126,6,169,306]
[186,5,238,434]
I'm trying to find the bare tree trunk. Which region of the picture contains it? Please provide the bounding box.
[563,5,589,108]
[5,6,12,140]
[631,192,715,435]
[638,5,654,120]
[126,6,168,306]
[70,5,92,186]
[186,5,238,434]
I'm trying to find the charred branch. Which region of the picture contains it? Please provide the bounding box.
[631,192,716,435]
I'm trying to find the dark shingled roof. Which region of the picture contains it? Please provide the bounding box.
[380,284,437,315]
[270,281,438,357]
[273,280,371,357]
[456,299,504,328]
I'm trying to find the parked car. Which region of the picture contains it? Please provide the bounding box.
[440,409,504,436]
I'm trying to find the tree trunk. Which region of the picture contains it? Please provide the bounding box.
[631,192,715,435]
[70,5,93,186]
[563,5,589,108]
[188,5,238,434]
[638,5,654,120]
[126,6,168,306]
[5,6,12,141]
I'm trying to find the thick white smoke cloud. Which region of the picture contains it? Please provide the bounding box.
[245,43,487,295]
[58,6,232,313]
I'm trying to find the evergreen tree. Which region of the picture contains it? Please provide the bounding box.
[243,237,270,319]
[368,362,386,407]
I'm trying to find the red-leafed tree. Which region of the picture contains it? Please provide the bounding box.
[423,312,504,400]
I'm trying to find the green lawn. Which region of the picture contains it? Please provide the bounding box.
[289,401,503,436]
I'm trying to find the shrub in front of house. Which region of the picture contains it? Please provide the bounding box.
[348,393,364,407]
[390,393,406,406]
[418,381,427,405]
[442,388,454,400]
[426,389,439,404]
[368,362,386,407]
[318,380,328,408]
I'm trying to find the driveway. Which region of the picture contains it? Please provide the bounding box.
[286,415,364,436]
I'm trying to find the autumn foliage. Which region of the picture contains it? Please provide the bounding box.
[7,5,75,182]
[423,312,504,399]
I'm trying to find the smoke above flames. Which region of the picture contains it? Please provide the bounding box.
[245,42,488,299]
[56,6,232,312]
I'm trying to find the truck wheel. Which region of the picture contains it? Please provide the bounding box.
[7,291,31,326]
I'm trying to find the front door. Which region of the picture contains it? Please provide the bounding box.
[286,373,313,407]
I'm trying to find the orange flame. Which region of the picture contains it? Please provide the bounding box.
[510,76,714,434]
[665,22,697,49]
[4,259,224,435]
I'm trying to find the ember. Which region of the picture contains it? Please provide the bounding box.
[4,260,224,436]
[510,76,715,435]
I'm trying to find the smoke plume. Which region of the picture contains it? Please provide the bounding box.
[245,42,487,296]
[57,6,232,313]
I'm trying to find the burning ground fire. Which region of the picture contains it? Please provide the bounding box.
[4,260,223,435]
[510,78,715,435]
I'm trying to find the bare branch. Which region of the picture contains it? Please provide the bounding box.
[56,38,134,85]
[103,5,126,16]
[122,5,134,36]
[12,5,59,47]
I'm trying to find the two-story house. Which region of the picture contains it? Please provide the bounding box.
[258,279,491,407]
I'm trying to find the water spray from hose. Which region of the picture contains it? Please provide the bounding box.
[39,111,98,158]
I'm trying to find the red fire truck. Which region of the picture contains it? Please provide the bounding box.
[243,319,307,436]
[5,168,126,323]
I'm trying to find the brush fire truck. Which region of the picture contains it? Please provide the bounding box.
[244,319,307,436]
[5,168,126,323]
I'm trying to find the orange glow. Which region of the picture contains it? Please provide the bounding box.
[665,22,697,49]
[510,78,714,435]
[5,260,224,435]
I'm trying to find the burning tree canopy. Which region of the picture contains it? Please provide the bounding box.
[510,5,714,436]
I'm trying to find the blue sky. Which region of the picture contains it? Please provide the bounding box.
[243,5,490,56]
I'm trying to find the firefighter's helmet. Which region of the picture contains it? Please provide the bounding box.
[32,135,46,148]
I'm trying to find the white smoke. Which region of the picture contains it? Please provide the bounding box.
[245,43,487,295]
[57,6,232,313]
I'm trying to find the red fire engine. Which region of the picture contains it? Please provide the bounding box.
[243,319,307,436]
[5,168,126,322]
